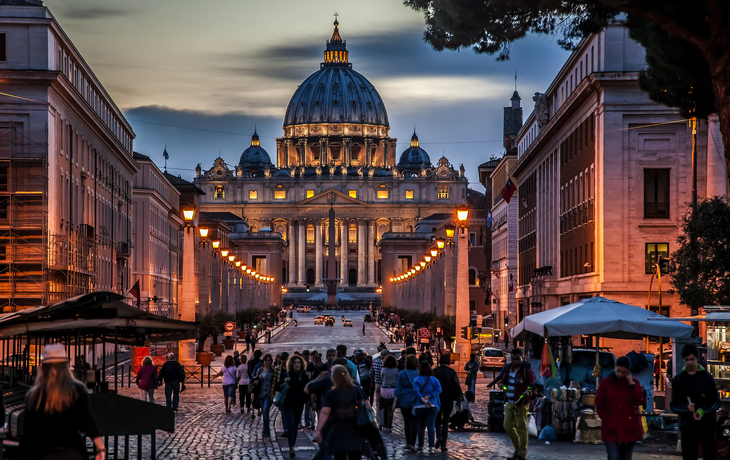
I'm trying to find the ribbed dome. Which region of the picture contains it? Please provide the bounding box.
[398,130,431,168]
[283,20,389,127]
[239,130,272,167]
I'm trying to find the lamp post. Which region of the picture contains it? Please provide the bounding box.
[454,205,471,364]
[180,207,198,364]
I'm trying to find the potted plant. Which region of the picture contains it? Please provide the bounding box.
[222,336,236,350]
[195,312,216,365]
[211,310,234,355]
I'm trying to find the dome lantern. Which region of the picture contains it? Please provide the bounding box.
[398,128,432,168]
[323,18,348,66]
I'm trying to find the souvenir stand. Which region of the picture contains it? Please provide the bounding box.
[510,297,694,443]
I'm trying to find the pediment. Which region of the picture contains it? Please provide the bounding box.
[298,188,366,206]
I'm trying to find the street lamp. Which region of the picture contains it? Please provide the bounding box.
[444,224,455,240]
[456,205,469,223]
[183,208,195,232]
[430,248,438,258]
[235,261,241,267]
[425,255,432,263]
[221,249,229,258]
[420,261,426,268]
[436,239,445,250]
[212,240,220,249]
[199,227,209,238]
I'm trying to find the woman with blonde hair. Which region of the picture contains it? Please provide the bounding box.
[315,364,367,460]
[136,356,159,403]
[22,343,105,460]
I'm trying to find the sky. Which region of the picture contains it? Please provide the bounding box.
[44,0,571,191]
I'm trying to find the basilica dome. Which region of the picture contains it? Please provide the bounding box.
[283,20,389,127]
[239,130,272,167]
[398,131,431,168]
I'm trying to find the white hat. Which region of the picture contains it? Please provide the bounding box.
[42,344,70,363]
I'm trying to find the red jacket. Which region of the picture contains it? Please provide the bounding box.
[136,364,159,391]
[595,373,645,442]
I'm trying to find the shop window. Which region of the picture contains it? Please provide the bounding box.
[274,190,286,200]
[306,190,314,199]
[645,242,669,274]
[249,190,258,200]
[405,190,414,200]
[214,185,225,199]
[307,225,314,243]
[349,190,357,199]
[438,185,449,199]
[349,225,357,243]
[644,169,670,218]
[377,190,389,199]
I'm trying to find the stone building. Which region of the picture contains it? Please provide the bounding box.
[194,20,469,304]
[0,0,137,310]
[510,20,727,351]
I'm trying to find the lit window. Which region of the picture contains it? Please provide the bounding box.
[249,190,258,200]
[405,190,414,200]
[645,243,669,274]
[349,190,357,198]
[214,185,225,199]
[307,190,315,199]
[349,225,357,243]
[438,185,449,199]
[377,190,389,199]
[274,190,286,200]
[307,225,315,243]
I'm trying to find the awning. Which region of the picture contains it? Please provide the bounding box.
[0,291,197,344]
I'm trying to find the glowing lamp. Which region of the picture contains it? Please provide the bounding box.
[430,249,438,258]
[444,224,456,239]
[420,261,426,268]
[246,269,251,274]
[235,261,241,267]
[183,209,195,222]
[436,239,445,249]
[415,265,421,271]
[425,256,431,263]
[228,255,235,262]
[242,265,247,271]
[199,227,209,238]
[212,240,220,249]
[221,249,229,258]
[456,205,469,223]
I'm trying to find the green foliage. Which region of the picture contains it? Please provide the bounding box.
[668,198,730,312]
[196,310,235,353]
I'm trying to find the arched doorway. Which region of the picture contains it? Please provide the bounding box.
[307,268,315,285]
[348,268,357,286]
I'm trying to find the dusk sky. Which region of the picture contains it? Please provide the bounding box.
[44,0,571,191]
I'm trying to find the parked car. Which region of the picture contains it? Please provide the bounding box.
[344,319,353,327]
[480,347,507,371]
[314,315,323,325]
[325,317,335,327]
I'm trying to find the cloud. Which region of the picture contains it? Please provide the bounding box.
[62,5,137,20]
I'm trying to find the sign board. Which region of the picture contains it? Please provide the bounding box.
[419,328,431,339]
[476,315,483,327]
[224,321,236,333]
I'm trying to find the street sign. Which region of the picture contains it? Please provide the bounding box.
[224,321,235,333]
[419,328,431,339]
[476,315,483,327]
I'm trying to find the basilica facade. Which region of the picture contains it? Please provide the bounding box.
[194,20,469,301]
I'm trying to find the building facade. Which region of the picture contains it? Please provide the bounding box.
[0,1,137,310]
[194,21,469,303]
[511,21,727,351]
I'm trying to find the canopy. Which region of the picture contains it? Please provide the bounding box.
[0,291,197,344]
[510,296,693,341]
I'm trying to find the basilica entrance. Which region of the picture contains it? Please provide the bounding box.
[307,268,315,285]
[348,268,357,286]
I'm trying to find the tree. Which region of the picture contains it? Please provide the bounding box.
[667,198,730,313]
[195,310,234,353]
[405,0,730,188]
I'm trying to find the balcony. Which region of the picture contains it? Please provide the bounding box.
[644,203,669,219]
[116,242,131,258]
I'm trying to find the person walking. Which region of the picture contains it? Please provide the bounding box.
[487,348,535,460]
[233,350,242,367]
[380,354,399,431]
[670,344,720,460]
[245,330,251,353]
[136,356,159,403]
[253,354,275,437]
[22,344,106,460]
[238,355,252,413]
[394,354,420,452]
[279,355,310,458]
[251,329,257,352]
[158,353,185,411]
[433,353,462,451]
[596,356,646,460]
[315,364,368,460]
[413,361,442,453]
[464,353,479,396]
[222,355,238,413]
[273,352,290,437]
[372,349,388,424]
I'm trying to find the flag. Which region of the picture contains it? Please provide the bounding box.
[508,273,514,292]
[540,343,559,378]
[487,211,493,228]
[129,280,141,307]
[502,178,517,203]
[163,145,169,160]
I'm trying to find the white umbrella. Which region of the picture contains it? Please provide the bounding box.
[510,296,693,341]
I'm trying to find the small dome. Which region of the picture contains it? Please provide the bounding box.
[239,129,272,168]
[397,130,431,168]
[274,169,291,177]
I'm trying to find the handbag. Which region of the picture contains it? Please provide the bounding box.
[411,376,432,416]
[180,382,187,393]
[274,383,290,408]
[356,388,378,428]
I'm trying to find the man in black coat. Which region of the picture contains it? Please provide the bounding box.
[433,353,462,452]
[670,344,720,460]
[158,353,185,411]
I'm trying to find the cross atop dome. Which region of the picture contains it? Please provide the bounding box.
[324,15,348,67]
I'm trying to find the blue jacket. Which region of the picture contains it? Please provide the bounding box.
[394,369,419,408]
[413,375,442,411]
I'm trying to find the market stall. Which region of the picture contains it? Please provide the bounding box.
[509,296,693,442]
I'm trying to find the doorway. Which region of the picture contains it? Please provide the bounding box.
[348,268,357,286]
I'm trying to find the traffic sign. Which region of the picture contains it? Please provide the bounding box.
[224,321,236,333]
[419,328,431,339]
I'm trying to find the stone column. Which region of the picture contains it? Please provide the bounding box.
[288,221,296,286]
[357,220,366,286]
[298,219,306,285]
[210,251,221,311]
[707,114,727,198]
[340,220,348,285]
[180,228,197,364]
[455,225,471,364]
[315,219,323,286]
[367,220,375,286]
[221,261,229,312]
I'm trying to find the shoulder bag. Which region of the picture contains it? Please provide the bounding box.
[273,372,290,408]
[356,387,378,428]
[412,376,432,416]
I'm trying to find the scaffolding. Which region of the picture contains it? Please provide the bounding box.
[0,124,49,311]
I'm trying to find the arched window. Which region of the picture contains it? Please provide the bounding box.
[406,225,413,232]
[469,268,477,286]
[275,224,286,240]
[349,225,357,243]
[214,186,225,199]
[377,223,388,241]
[307,225,315,243]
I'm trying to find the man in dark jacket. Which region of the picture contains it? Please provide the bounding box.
[433,353,462,452]
[488,348,535,460]
[158,353,185,411]
[670,344,720,460]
